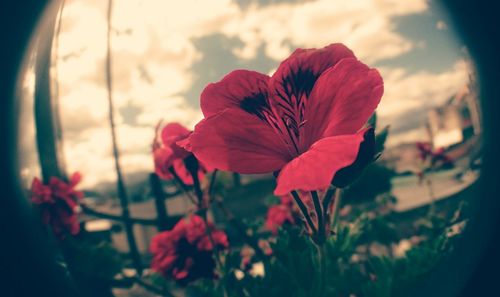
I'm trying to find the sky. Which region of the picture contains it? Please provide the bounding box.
[23,0,471,188]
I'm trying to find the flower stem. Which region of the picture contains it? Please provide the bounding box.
[200,210,223,271]
[185,161,224,271]
[291,190,317,234]
[184,155,204,209]
[208,170,219,197]
[315,243,327,297]
[330,189,342,231]
[168,167,197,204]
[322,187,336,219]
[208,171,269,261]
[425,177,437,217]
[310,191,325,245]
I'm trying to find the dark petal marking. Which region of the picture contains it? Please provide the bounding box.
[271,67,319,155]
[239,93,271,120]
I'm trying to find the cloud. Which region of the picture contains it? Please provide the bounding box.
[51,0,467,188]
[377,60,470,147]
[220,0,428,63]
[63,124,156,188]
[377,59,469,121]
[57,1,107,85]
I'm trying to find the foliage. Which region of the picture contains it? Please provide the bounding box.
[61,236,123,281]
[342,124,395,204]
[188,201,464,297]
[342,162,395,204]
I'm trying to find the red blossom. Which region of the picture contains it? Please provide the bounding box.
[30,173,83,237]
[416,141,453,168]
[153,122,208,185]
[265,202,296,234]
[181,43,383,195]
[150,215,228,285]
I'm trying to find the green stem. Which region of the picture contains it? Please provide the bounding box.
[322,187,336,219]
[200,210,223,271]
[184,159,223,270]
[168,167,197,205]
[426,177,437,217]
[208,170,219,197]
[207,171,269,263]
[315,243,327,297]
[311,191,325,244]
[330,189,342,232]
[291,190,317,234]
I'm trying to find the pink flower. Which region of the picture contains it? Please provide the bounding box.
[181,43,383,195]
[265,202,296,234]
[416,141,453,168]
[153,122,208,185]
[30,173,83,237]
[150,215,228,285]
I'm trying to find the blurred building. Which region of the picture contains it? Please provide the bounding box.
[426,84,481,149]
[381,143,421,174]
[382,81,482,174]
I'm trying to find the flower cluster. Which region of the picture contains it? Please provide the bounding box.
[265,195,297,234]
[152,122,208,186]
[30,172,83,237]
[150,215,228,285]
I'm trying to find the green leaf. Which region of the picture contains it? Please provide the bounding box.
[375,125,390,155]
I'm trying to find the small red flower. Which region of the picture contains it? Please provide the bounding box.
[150,215,228,285]
[153,122,208,185]
[181,43,383,195]
[265,199,296,234]
[30,173,83,237]
[416,141,453,168]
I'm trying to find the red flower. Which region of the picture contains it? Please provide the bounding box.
[150,215,228,285]
[416,141,453,168]
[30,173,83,237]
[153,122,208,185]
[181,44,383,195]
[265,197,296,234]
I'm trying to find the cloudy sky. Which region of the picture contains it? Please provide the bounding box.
[39,0,470,188]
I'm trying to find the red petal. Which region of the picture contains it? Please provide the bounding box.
[274,131,366,196]
[187,108,290,174]
[201,70,270,118]
[269,44,355,116]
[171,158,195,185]
[161,123,190,144]
[69,172,82,186]
[153,147,175,180]
[303,58,383,145]
[161,123,191,159]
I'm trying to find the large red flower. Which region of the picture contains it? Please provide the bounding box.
[182,44,383,195]
[150,215,228,285]
[30,173,83,237]
[153,122,208,185]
